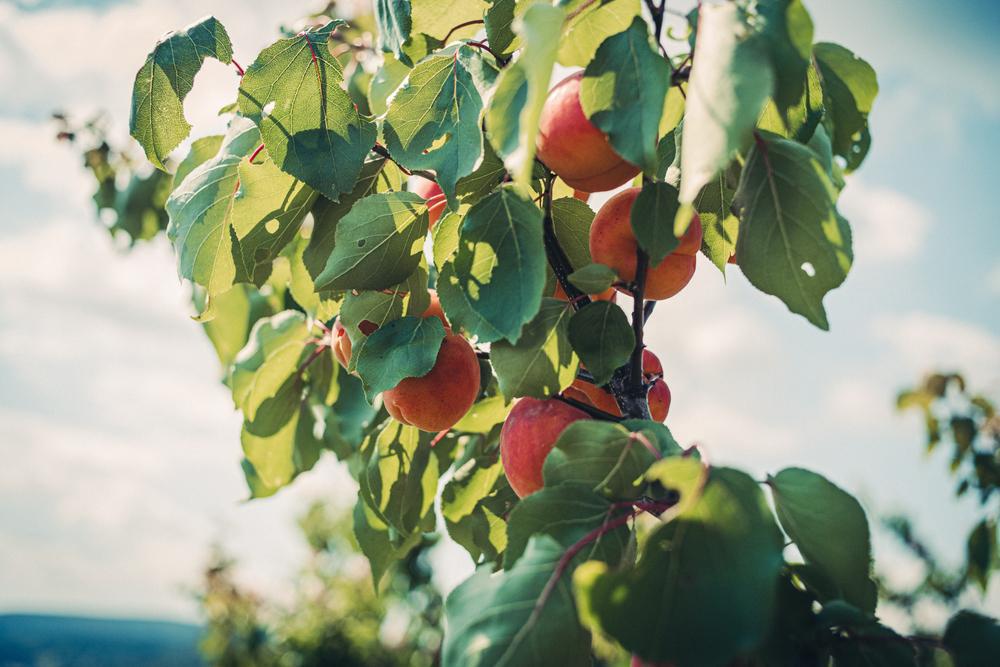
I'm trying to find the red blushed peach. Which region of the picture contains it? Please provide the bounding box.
[383,332,481,432]
[500,398,590,497]
[410,176,447,228]
[589,188,702,300]
[536,72,641,193]
[331,290,449,371]
[570,350,671,422]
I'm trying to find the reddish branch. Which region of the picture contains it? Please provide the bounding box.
[442,19,484,45]
[232,59,245,77]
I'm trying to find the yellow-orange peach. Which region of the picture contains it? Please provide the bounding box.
[383,332,480,431]
[500,398,589,497]
[590,188,702,300]
[552,282,616,302]
[410,176,447,228]
[536,72,641,193]
[570,350,671,422]
[331,290,448,371]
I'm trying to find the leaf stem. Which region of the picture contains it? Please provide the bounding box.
[464,40,506,65]
[248,143,266,163]
[443,19,485,45]
[231,59,245,77]
[297,344,328,377]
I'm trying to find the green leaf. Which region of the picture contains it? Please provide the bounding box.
[442,435,516,563]
[678,2,773,207]
[814,42,878,170]
[815,601,916,666]
[734,133,851,330]
[374,0,412,64]
[454,394,512,433]
[485,0,518,56]
[166,117,316,310]
[552,197,596,270]
[769,467,877,613]
[314,191,429,291]
[368,55,410,116]
[491,298,579,399]
[757,0,814,115]
[303,157,386,280]
[619,419,683,457]
[200,285,275,369]
[353,497,424,588]
[694,169,740,272]
[129,16,233,170]
[241,399,324,498]
[437,188,546,343]
[355,316,446,401]
[359,420,445,536]
[238,21,376,201]
[543,421,659,499]
[967,519,996,593]
[486,3,565,188]
[630,181,681,264]
[575,467,784,666]
[174,134,224,186]
[229,311,310,421]
[568,302,634,386]
[558,0,640,68]
[644,456,708,515]
[505,482,628,568]
[442,535,592,667]
[581,17,669,174]
[568,263,616,294]
[383,45,497,209]
[339,281,430,373]
[944,610,1000,667]
[411,0,490,43]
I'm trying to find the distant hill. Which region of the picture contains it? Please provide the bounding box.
[0,614,203,666]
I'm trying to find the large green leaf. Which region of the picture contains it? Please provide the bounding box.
[355,315,447,401]
[485,3,565,188]
[757,0,814,116]
[678,3,773,207]
[768,467,877,613]
[734,133,851,330]
[575,467,784,666]
[238,21,376,201]
[552,197,596,269]
[630,181,682,264]
[442,434,517,563]
[568,263,617,294]
[354,497,424,588]
[199,285,275,369]
[814,42,878,170]
[437,188,546,343]
[383,45,496,209]
[240,399,324,499]
[129,16,233,170]
[943,610,1000,667]
[338,277,430,372]
[580,17,669,174]
[543,421,661,499]
[485,0,518,56]
[491,298,578,399]
[174,134,224,186]
[567,302,634,386]
[166,117,315,315]
[411,0,490,43]
[504,482,628,568]
[374,0,412,64]
[442,536,592,667]
[229,311,310,422]
[314,191,429,291]
[558,0,639,68]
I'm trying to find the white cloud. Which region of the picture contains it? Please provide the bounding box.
[838,179,933,263]
[872,312,1000,388]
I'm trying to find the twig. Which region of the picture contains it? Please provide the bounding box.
[232,59,245,77]
[629,250,649,393]
[370,143,437,182]
[465,40,504,64]
[541,170,590,308]
[555,394,623,422]
[297,344,328,376]
[443,19,484,45]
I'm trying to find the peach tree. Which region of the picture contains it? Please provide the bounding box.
[112,0,998,664]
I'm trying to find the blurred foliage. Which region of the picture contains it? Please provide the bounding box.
[197,501,442,667]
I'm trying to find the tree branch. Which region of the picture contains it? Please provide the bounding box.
[541,170,590,308]
[555,394,624,422]
[370,143,437,182]
[443,19,485,45]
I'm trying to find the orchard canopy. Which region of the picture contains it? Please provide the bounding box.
[120,0,997,665]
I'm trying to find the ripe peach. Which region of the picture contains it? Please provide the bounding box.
[410,176,447,228]
[552,282,616,302]
[331,290,448,371]
[500,398,589,497]
[383,332,481,431]
[570,350,671,422]
[536,72,641,193]
[589,188,702,300]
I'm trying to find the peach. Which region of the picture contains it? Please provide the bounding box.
[570,350,671,422]
[552,282,616,302]
[500,398,590,497]
[331,290,448,371]
[536,72,641,193]
[410,176,447,228]
[383,332,481,432]
[589,188,702,300]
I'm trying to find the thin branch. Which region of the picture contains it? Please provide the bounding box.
[370,143,437,182]
[443,19,484,45]
[555,394,624,422]
[465,40,506,65]
[629,250,649,393]
[232,59,245,77]
[297,344,328,376]
[541,170,590,308]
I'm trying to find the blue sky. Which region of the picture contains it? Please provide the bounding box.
[0,0,997,629]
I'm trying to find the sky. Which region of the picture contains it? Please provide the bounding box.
[0,0,998,630]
